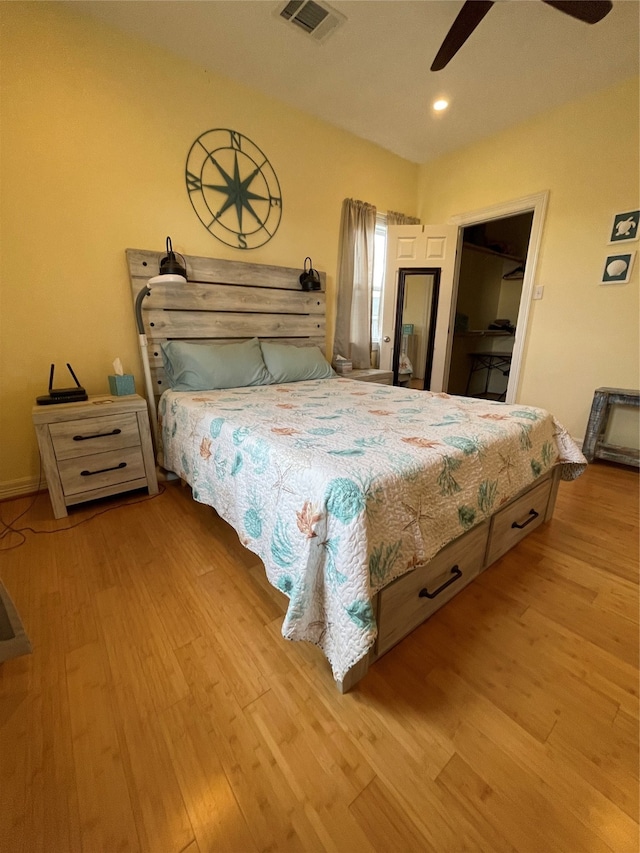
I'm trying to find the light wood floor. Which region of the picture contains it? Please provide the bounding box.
[0,462,637,852]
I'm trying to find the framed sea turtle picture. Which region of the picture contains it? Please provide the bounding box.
[608,210,639,244]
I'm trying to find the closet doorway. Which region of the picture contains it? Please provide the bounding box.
[447,212,534,401]
[444,192,549,403]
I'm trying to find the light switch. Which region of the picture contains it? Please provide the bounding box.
[533,285,544,300]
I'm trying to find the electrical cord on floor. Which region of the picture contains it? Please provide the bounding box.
[0,456,45,551]
[0,454,166,553]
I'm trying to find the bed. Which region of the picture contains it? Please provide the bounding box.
[128,248,586,691]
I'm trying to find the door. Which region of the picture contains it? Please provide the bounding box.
[380,224,458,391]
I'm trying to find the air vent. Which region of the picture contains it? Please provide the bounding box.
[276,0,346,43]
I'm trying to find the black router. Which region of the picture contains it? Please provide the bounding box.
[36,363,88,405]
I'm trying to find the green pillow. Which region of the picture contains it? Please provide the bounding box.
[260,342,334,384]
[161,338,271,391]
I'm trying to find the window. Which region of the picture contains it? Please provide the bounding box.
[371,214,387,344]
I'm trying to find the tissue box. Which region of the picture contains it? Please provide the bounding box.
[333,359,352,374]
[108,374,135,396]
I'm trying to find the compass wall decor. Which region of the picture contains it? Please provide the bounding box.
[185,129,282,250]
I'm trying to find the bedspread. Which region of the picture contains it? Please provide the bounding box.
[159,379,586,681]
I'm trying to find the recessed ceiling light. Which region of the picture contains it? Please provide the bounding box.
[433,99,449,111]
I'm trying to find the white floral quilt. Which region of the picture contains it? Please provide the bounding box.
[158,378,586,681]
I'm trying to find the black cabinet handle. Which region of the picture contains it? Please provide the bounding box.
[511,509,539,530]
[73,428,121,441]
[419,565,462,600]
[80,462,127,477]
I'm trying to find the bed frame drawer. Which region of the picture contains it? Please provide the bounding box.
[485,475,553,565]
[377,521,489,655]
[50,413,140,460]
[58,446,146,497]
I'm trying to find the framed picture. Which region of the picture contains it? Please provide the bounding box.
[601,251,635,285]
[609,210,639,244]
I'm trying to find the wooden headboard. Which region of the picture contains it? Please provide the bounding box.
[126,248,327,416]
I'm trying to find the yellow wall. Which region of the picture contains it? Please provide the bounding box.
[417,76,639,444]
[2,3,638,494]
[0,3,418,492]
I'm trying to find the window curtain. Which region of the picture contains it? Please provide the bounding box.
[386,210,421,226]
[334,199,377,369]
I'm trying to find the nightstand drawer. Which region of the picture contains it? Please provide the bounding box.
[50,413,140,459]
[377,521,488,655]
[58,445,146,496]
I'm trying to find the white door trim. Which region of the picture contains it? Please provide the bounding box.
[447,191,549,403]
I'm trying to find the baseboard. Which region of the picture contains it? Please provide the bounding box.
[0,477,44,502]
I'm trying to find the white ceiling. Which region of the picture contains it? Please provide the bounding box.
[69,0,639,163]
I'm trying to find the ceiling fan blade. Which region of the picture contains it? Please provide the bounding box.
[541,1,613,24]
[430,0,494,72]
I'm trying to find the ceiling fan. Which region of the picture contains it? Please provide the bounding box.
[431,0,613,71]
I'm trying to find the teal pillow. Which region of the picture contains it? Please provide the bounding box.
[260,342,334,384]
[161,338,271,391]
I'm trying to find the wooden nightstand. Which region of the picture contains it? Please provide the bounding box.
[347,368,393,385]
[32,394,158,519]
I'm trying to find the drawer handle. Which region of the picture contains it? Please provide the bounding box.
[419,565,462,600]
[73,428,122,441]
[511,509,539,530]
[80,461,127,477]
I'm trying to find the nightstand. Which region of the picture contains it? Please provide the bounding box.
[347,368,393,385]
[32,394,159,519]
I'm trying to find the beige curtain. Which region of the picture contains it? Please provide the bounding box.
[386,210,421,226]
[334,199,377,369]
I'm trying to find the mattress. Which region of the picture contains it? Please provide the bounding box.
[159,378,586,681]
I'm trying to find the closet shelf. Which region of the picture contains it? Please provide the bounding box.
[462,242,524,263]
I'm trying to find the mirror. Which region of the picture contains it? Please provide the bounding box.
[392,268,440,389]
